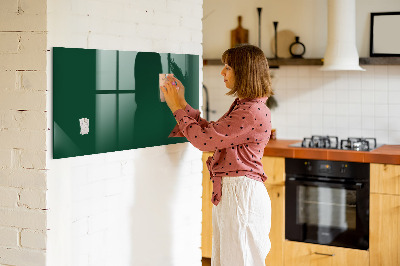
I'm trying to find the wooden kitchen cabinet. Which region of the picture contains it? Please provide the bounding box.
[264,184,285,266]
[284,240,369,266]
[261,156,285,266]
[202,152,213,258]
[370,163,400,195]
[370,163,400,266]
[201,153,286,266]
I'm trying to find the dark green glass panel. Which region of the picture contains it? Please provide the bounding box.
[53,47,199,159]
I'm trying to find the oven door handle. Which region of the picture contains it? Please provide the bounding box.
[286,177,364,189]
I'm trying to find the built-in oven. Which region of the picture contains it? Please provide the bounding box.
[285,158,369,250]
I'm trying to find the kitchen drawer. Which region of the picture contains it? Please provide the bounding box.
[370,163,400,195]
[284,240,369,266]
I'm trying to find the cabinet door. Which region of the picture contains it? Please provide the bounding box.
[370,193,400,266]
[265,184,285,266]
[370,163,400,195]
[261,156,285,185]
[284,241,369,266]
[202,152,213,258]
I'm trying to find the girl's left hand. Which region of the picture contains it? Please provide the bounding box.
[161,78,183,113]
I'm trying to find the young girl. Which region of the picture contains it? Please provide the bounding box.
[162,44,273,266]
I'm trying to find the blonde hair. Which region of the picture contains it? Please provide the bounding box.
[221,44,273,99]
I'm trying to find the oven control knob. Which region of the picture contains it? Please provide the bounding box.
[305,162,312,171]
[340,164,347,174]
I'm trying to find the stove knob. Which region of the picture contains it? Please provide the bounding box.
[305,161,312,171]
[340,164,347,174]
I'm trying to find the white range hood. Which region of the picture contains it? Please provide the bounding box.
[320,0,365,71]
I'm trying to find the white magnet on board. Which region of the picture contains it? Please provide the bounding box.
[79,118,89,135]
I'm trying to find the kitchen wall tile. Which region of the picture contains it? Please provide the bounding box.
[348,71,362,90]
[323,103,336,116]
[374,65,388,77]
[298,77,311,89]
[310,77,324,90]
[311,102,324,113]
[286,77,299,89]
[374,77,388,91]
[322,70,335,78]
[298,67,311,78]
[336,90,349,103]
[348,103,362,116]
[348,90,362,103]
[374,117,389,130]
[349,128,362,137]
[336,103,349,116]
[324,127,337,135]
[388,65,400,76]
[374,90,388,104]
[375,104,389,117]
[311,127,324,136]
[362,65,375,75]
[336,115,348,129]
[287,113,300,127]
[272,67,286,78]
[311,86,323,101]
[361,76,374,90]
[323,86,336,103]
[323,115,336,129]
[286,89,299,103]
[335,72,349,90]
[374,130,389,144]
[388,117,400,131]
[362,128,376,138]
[273,76,286,90]
[310,66,323,77]
[388,104,400,117]
[361,103,374,117]
[388,91,400,104]
[388,75,400,91]
[299,89,314,104]
[388,131,400,143]
[361,90,374,103]
[336,128,349,140]
[311,114,324,129]
[349,116,362,129]
[298,102,312,115]
[296,127,312,138]
[285,66,298,77]
[362,116,375,130]
[286,126,301,139]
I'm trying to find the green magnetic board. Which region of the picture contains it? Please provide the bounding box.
[53,47,199,159]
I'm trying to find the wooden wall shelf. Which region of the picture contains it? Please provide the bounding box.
[359,57,400,65]
[203,57,400,67]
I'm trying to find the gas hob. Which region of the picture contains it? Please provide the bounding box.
[289,135,383,151]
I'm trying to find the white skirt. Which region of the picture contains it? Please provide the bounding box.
[211,176,272,266]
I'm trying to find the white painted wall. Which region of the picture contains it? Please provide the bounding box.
[203,0,400,145]
[203,0,400,58]
[45,1,203,266]
[0,0,48,265]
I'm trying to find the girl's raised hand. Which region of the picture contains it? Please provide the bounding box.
[161,77,183,113]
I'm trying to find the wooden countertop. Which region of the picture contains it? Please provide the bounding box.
[263,139,400,165]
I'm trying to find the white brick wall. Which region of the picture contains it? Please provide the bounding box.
[46,1,203,266]
[0,0,48,265]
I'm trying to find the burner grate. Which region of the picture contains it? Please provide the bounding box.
[301,135,339,149]
[340,137,377,151]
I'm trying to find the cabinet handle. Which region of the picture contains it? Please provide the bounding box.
[313,252,335,256]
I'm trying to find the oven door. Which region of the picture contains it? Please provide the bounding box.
[285,177,369,250]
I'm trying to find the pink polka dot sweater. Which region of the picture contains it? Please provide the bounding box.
[168,97,272,206]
